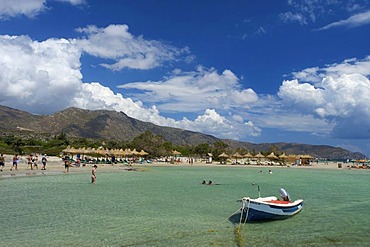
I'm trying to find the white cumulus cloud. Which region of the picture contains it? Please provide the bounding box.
[279,62,370,139]
[0,32,258,141]
[0,0,85,19]
[74,24,190,71]
[0,35,82,113]
[0,0,46,19]
[118,66,259,113]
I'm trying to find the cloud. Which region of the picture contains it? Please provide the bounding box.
[280,0,329,24]
[118,66,259,113]
[0,0,46,19]
[281,1,370,27]
[57,0,86,5]
[0,33,259,141]
[317,9,370,30]
[279,61,370,138]
[292,56,370,83]
[279,12,307,25]
[0,0,85,19]
[74,24,190,71]
[0,35,82,113]
[73,83,261,140]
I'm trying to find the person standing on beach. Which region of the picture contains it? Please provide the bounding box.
[91,165,97,183]
[64,156,70,173]
[10,154,18,171]
[0,154,5,172]
[32,155,38,169]
[27,155,33,170]
[41,155,47,170]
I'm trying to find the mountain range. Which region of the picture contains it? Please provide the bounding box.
[0,105,365,160]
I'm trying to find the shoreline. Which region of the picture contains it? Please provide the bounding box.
[0,154,364,178]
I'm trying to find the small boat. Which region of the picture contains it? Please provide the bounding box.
[238,185,303,222]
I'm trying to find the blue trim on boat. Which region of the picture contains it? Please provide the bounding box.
[241,201,303,222]
[245,208,290,221]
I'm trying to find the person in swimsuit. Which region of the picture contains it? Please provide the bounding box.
[41,155,47,170]
[64,156,70,173]
[91,165,97,183]
[10,154,18,171]
[0,154,5,172]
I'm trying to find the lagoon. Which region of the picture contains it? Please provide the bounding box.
[1,166,369,246]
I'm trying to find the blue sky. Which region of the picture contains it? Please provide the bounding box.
[1,0,370,156]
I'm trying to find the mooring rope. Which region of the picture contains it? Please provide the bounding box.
[238,199,246,226]
[237,197,251,226]
[243,198,251,225]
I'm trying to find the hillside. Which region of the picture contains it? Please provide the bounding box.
[0,105,365,159]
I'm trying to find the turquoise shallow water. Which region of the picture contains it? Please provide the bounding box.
[1,166,370,246]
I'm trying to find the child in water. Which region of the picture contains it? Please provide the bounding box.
[91,165,97,183]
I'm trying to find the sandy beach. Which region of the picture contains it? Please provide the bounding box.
[0,154,355,178]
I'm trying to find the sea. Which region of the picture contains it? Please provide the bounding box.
[1,166,369,247]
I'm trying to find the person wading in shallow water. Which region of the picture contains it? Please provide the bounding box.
[91,165,97,183]
[0,154,5,172]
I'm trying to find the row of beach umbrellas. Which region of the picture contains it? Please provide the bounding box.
[62,146,149,157]
[218,152,313,160]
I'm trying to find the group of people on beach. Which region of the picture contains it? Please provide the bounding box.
[26,154,48,170]
[0,154,48,171]
[1,153,99,184]
[0,153,48,171]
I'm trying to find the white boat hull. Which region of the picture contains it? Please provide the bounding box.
[240,196,303,222]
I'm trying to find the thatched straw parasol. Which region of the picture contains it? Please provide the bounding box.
[138,150,149,156]
[232,152,243,164]
[172,150,182,155]
[266,152,278,160]
[243,153,253,158]
[279,153,288,159]
[254,152,265,159]
[218,152,229,158]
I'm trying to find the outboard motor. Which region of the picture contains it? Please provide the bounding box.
[279,188,291,201]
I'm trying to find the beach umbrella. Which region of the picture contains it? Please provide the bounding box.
[243,153,253,158]
[218,152,229,158]
[266,152,278,160]
[254,152,265,164]
[243,152,253,164]
[172,150,181,155]
[254,152,265,159]
[96,148,110,156]
[300,154,314,165]
[131,148,139,156]
[218,152,229,164]
[279,153,288,159]
[110,148,122,156]
[115,148,126,157]
[62,146,73,153]
[232,152,243,164]
[278,153,288,164]
[62,146,79,155]
[124,148,132,156]
[138,150,149,156]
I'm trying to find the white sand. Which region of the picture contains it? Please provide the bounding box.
[0,153,356,178]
